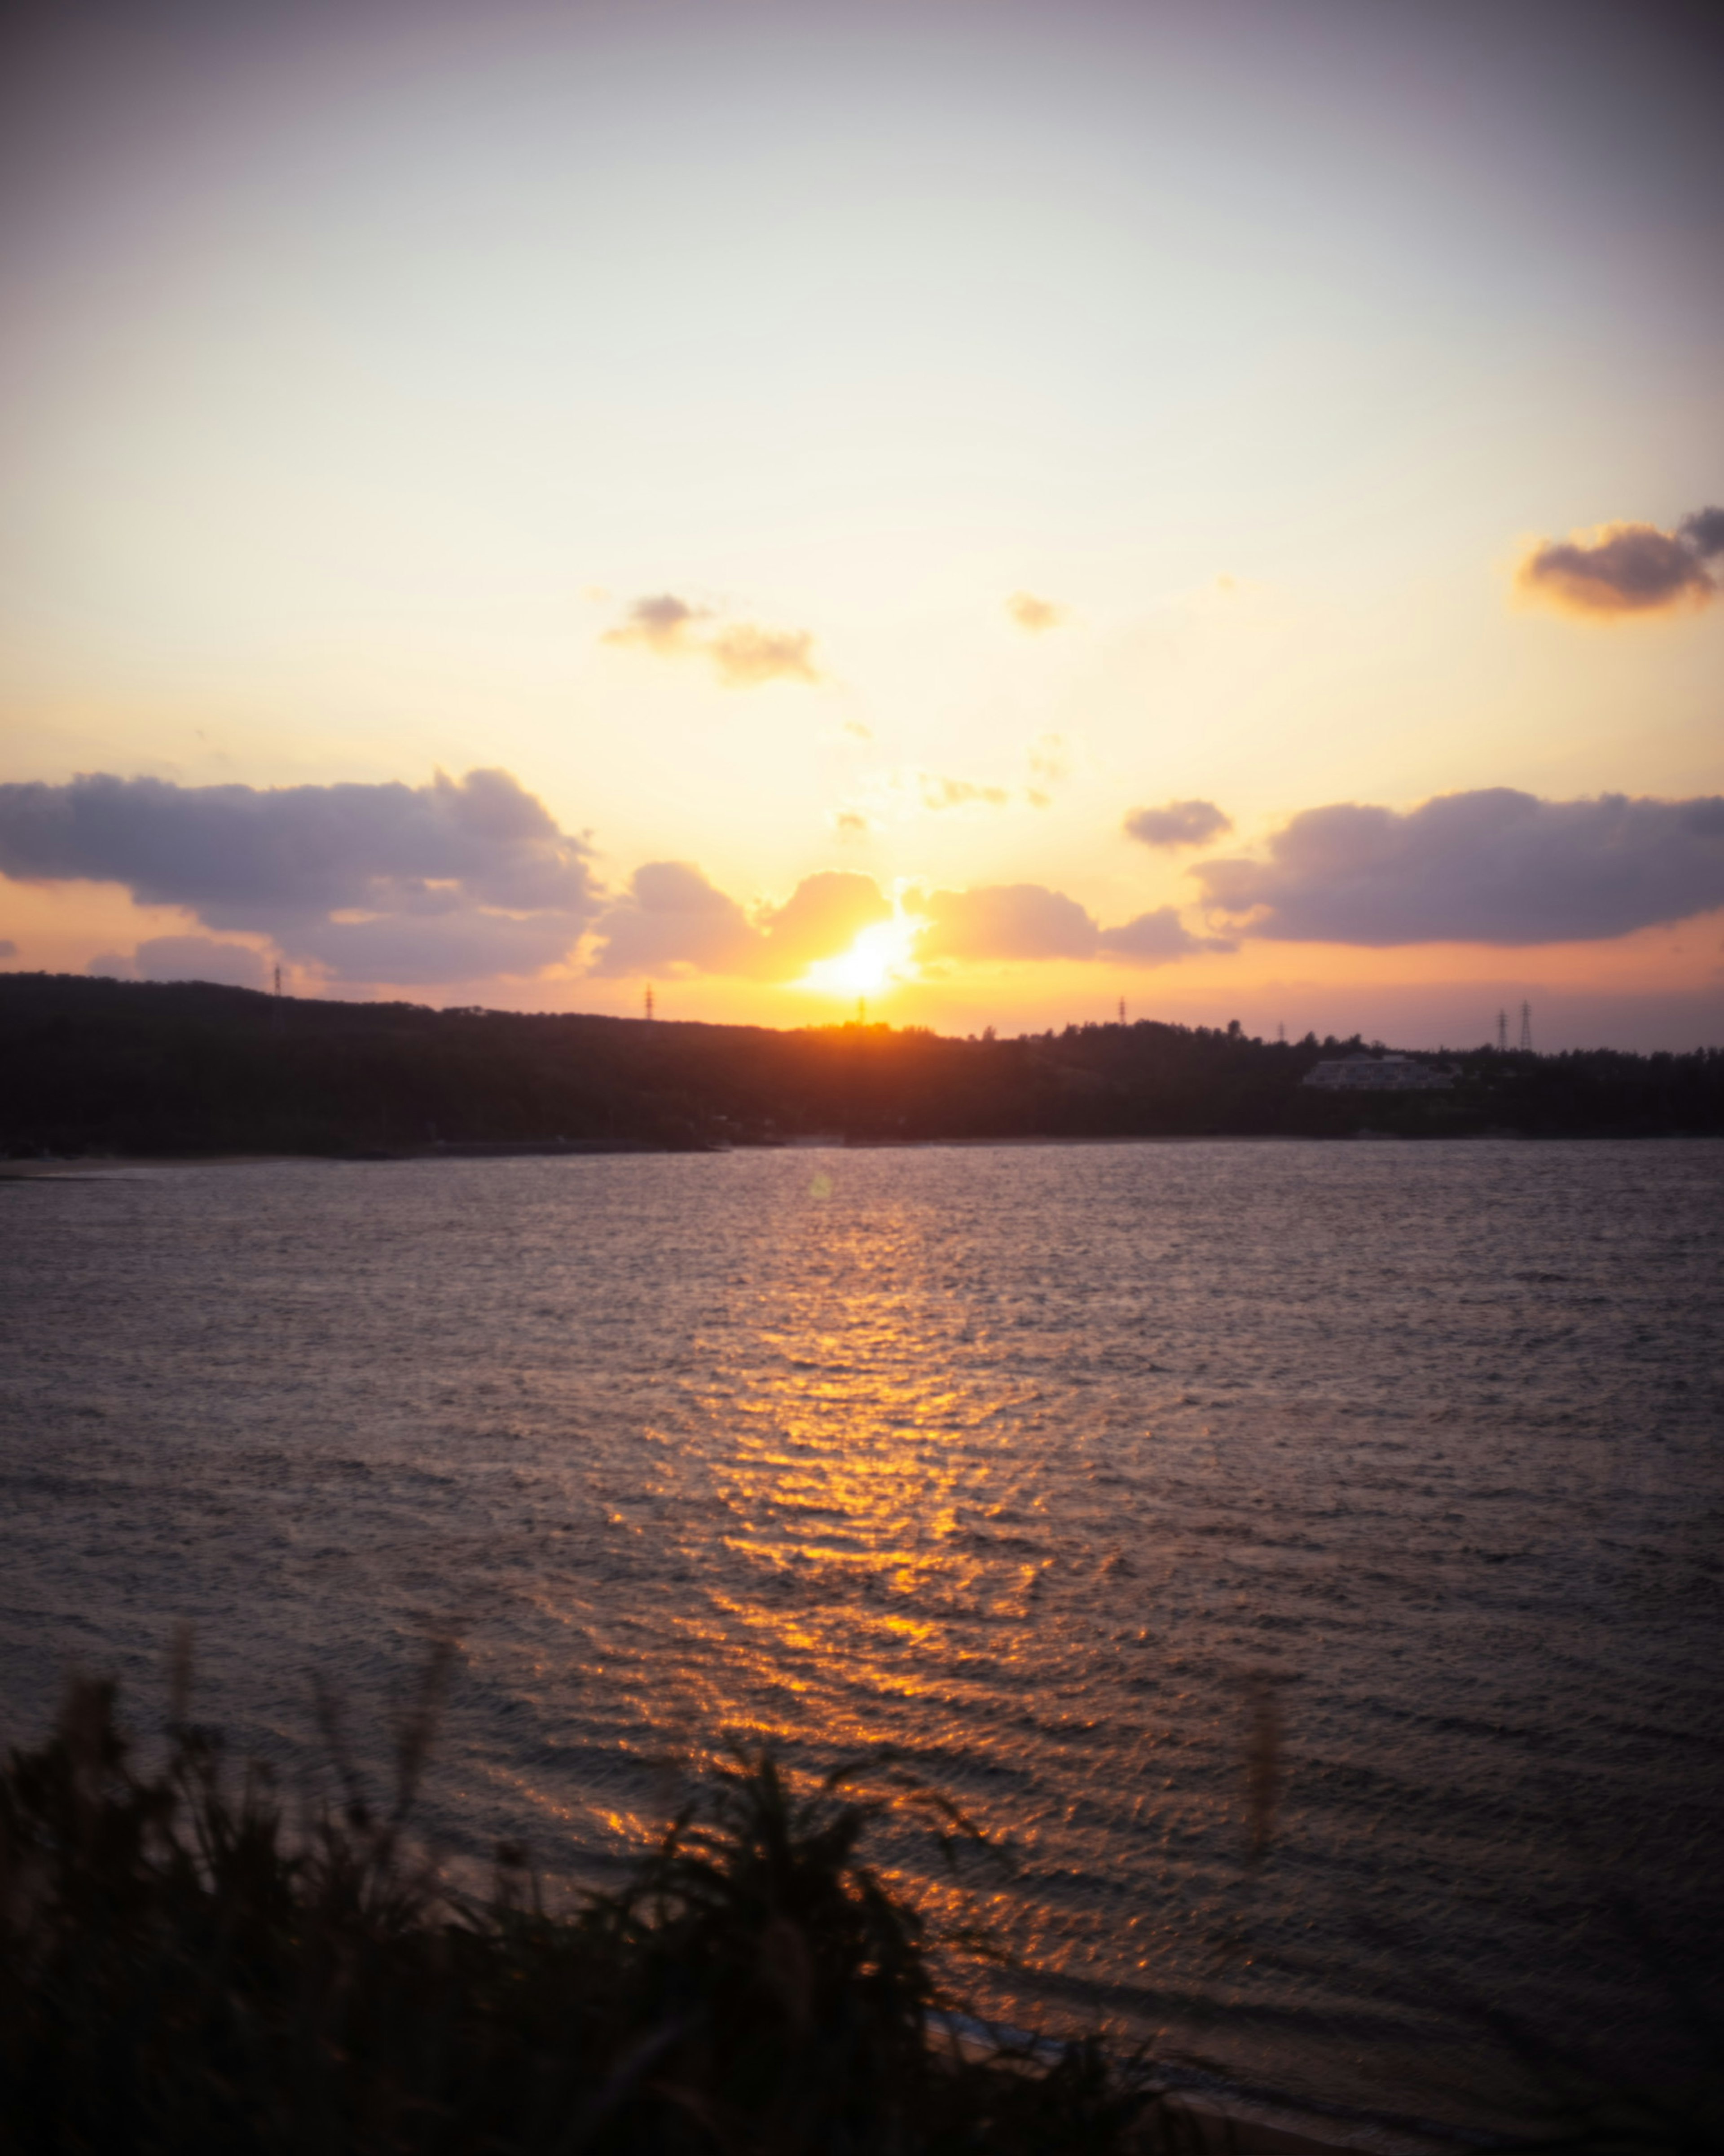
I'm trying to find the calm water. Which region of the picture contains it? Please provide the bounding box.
[4,1140,1722,2127]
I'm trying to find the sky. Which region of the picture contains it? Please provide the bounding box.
[0,0,1720,1049]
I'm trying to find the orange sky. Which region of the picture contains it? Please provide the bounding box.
[1,0,1721,1049]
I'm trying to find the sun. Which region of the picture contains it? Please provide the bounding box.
[798,916,919,1001]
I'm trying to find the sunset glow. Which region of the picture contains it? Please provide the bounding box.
[0,0,1719,1048]
[798,917,921,1004]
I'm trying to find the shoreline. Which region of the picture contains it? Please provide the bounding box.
[10,1128,1717,1179]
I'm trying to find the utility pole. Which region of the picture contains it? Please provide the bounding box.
[1518,1001,1532,1055]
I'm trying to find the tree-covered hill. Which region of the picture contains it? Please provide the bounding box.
[2,972,1720,1155]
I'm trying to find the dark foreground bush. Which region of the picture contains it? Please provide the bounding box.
[0,1677,1193,2156]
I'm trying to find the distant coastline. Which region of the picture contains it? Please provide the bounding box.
[4,971,1721,1159]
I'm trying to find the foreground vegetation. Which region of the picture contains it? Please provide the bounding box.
[3,972,1723,1155]
[0,1675,1193,2156]
[3,1673,1720,2153]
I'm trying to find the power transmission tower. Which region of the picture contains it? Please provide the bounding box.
[644,984,655,1021]
[1496,1008,1508,1053]
[1118,997,1126,1024]
[1518,1001,1532,1054]
[1277,1020,1286,1043]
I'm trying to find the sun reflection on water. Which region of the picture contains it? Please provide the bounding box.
[12,1142,1717,2119]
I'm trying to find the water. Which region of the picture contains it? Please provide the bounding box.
[3,1139,1721,2129]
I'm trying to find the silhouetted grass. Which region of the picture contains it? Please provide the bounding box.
[0,1672,1200,2155]
[6,1668,1715,2153]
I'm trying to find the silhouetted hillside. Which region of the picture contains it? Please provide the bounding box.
[2,973,1720,1155]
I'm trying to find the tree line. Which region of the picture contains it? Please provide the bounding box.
[3,973,1722,1156]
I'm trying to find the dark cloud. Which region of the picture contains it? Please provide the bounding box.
[1006,592,1065,632]
[909,884,1219,967]
[588,864,888,980]
[0,940,16,961]
[0,768,600,984]
[1124,798,1233,850]
[1190,789,1724,945]
[1516,513,1721,617]
[89,935,268,989]
[1680,507,1724,559]
[603,595,822,686]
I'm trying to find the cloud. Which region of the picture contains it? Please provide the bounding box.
[1006,591,1065,632]
[585,861,756,979]
[917,774,1011,811]
[758,873,891,970]
[1190,789,1724,945]
[833,811,869,839]
[588,864,888,980]
[1098,907,1229,961]
[1124,798,1233,850]
[1680,507,1724,558]
[1515,509,1724,617]
[602,592,706,655]
[0,768,600,984]
[908,884,1220,967]
[705,624,821,688]
[603,593,822,686]
[863,759,1052,821]
[1026,734,1069,808]
[0,939,16,961]
[88,935,269,989]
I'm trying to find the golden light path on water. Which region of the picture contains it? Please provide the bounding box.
[4,1142,1723,2127]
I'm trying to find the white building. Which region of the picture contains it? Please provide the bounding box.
[1301,1053,1455,1093]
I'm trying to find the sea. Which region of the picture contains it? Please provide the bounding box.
[3,1139,1721,2134]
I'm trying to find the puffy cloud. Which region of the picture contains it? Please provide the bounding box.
[602,592,704,655]
[1006,591,1064,632]
[588,864,888,980]
[585,862,756,979]
[1515,510,1723,617]
[1124,798,1233,850]
[913,883,1098,962]
[758,872,891,972]
[0,768,600,984]
[1098,907,1229,961]
[833,811,869,838]
[89,935,269,989]
[909,884,1218,967]
[705,624,820,688]
[603,594,822,686]
[0,940,16,961]
[1190,789,1724,945]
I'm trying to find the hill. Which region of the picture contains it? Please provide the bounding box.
[2,973,1721,1155]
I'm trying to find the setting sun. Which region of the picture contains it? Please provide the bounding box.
[798,916,920,1001]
